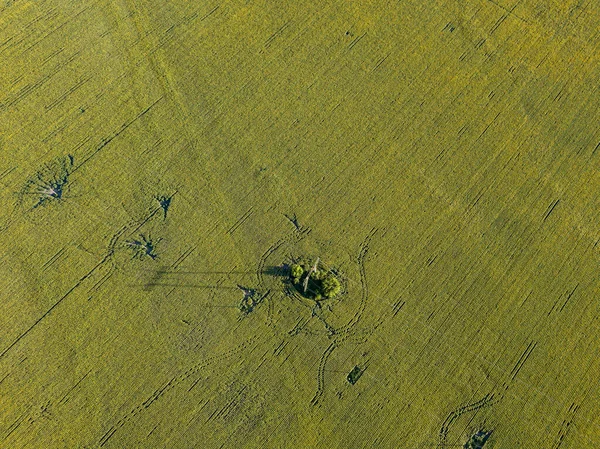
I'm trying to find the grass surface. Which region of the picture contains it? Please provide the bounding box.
[1,0,600,447]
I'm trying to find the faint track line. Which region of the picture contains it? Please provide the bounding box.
[98,338,261,447]
[439,393,497,448]
[0,205,163,361]
[0,258,105,360]
[310,342,337,406]
[73,96,164,173]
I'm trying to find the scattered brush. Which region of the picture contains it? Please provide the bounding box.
[155,194,173,219]
[464,430,492,449]
[125,233,161,260]
[20,155,74,209]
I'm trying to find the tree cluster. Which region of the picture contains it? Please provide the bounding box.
[289,259,342,300]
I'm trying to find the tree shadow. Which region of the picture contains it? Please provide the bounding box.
[263,264,289,277]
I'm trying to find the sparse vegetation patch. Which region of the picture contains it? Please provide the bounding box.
[464,430,492,449]
[155,194,173,219]
[21,155,74,209]
[238,285,258,314]
[125,233,160,260]
[347,365,363,385]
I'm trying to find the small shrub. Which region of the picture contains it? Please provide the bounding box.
[290,264,304,280]
[238,285,259,314]
[347,366,363,384]
[322,275,341,298]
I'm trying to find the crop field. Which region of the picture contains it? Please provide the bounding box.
[1,0,600,447]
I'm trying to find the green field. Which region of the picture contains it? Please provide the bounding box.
[1,0,600,447]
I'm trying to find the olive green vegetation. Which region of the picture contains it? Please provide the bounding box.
[1,0,600,448]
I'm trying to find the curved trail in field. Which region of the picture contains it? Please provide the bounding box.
[331,228,377,336]
[310,342,337,406]
[98,338,259,447]
[263,228,378,405]
[0,204,164,362]
[439,393,497,448]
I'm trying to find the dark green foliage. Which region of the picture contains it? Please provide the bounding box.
[312,269,326,281]
[347,366,363,385]
[322,275,341,298]
[290,263,304,281]
[239,287,269,315]
[288,258,342,300]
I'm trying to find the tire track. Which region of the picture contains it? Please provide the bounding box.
[553,402,580,449]
[439,393,497,448]
[0,204,163,361]
[310,342,337,407]
[333,228,377,335]
[98,339,257,447]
